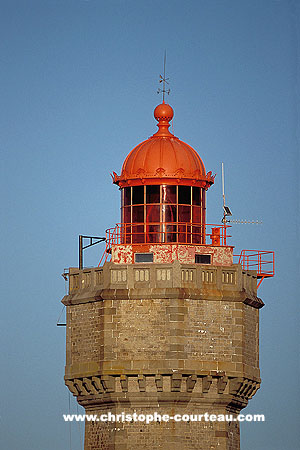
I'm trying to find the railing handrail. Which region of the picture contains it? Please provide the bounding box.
[234,249,275,278]
[105,222,232,247]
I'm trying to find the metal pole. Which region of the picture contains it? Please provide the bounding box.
[79,235,83,269]
[222,162,226,225]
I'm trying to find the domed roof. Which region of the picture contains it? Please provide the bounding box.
[112,102,215,189]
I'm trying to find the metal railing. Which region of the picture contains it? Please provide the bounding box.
[235,250,274,287]
[105,222,231,247]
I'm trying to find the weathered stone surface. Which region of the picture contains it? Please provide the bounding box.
[63,262,262,449]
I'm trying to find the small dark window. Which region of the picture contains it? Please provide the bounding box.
[192,186,201,205]
[123,206,131,223]
[135,253,154,263]
[192,206,201,223]
[132,186,144,204]
[132,205,144,223]
[123,187,131,206]
[178,205,191,222]
[146,185,160,203]
[178,186,191,204]
[195,254,211,264]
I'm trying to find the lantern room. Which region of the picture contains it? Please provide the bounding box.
[112,103,215,244]
[108,102,235,266]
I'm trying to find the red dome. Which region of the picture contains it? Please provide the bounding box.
[112,102,215,189]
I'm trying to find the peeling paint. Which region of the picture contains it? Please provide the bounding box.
[112,245,133,264]
[111,243,233,265]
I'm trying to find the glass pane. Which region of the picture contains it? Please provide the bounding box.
[192,226,202,244]
[162,185,176,203]
[178,224,191,243]
[146,205,160,223]
[178,205,191,222]
[123,187,131,206]
[135,253,153,263]
[162,204,177,223]
[192,187,201,205]
[166,224,177,243]
[123,206,131,223]
[125,224,131,244]
[146,185,160,203]
[132,225,144,243]
[132,205,144,223]
[192,206,201,224]
[146,224,160,243]
[178,186,191,204]
[132,186,144,205]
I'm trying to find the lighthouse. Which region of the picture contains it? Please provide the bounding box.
[62,101,274,450]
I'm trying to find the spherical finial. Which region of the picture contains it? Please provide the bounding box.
[154,103,174,122]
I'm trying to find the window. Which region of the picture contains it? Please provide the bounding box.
[120,184,206,244]
[178,205,191,222]
[132,186,144,204]
[192,186,201,205]
[123,187,131,206]
[195,254,211,264]
[162,204,176,222]
[135,253,154,263]
[162,185,176,203]
[132,205,144,223]
[178,186,191,204]
[146,205,160,222]
[192,206,201,223]
[146,185,160,203]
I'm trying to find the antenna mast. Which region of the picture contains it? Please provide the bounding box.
[222,162,225,223]
[221,163,232,223]
[221,163,262,225]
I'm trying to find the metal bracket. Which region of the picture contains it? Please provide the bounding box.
[79,235,106,269]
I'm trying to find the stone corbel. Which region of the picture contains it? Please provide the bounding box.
[155,375,163,392]
[74,378,89,396]
[248,382,260,399]
[65,380,79,396]
[138,375,146,392]
[202,376,212,393]
[229,378,244,396]
[92,376,104,394]
[186,375,197,393]
[101,376,115,393]
[217,376,228,394]
[120,375,128,392]
[83,377,97,395]
[171,373,182,392]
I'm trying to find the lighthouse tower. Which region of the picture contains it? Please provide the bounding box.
[62,101,273,450]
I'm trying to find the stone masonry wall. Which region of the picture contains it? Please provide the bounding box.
[66,297,259,380]
[63,262,263,450]
[83,404,240,450]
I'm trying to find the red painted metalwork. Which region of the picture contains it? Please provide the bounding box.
[100,100,275,287]
[235,250,275,287]
[105,222,231,247]
[120,184,208,244]
[111,102,215,189]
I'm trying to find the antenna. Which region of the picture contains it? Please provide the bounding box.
[157,51,170,101]
[226,219,262,224]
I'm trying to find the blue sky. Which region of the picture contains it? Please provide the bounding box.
[0,1,299,449]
